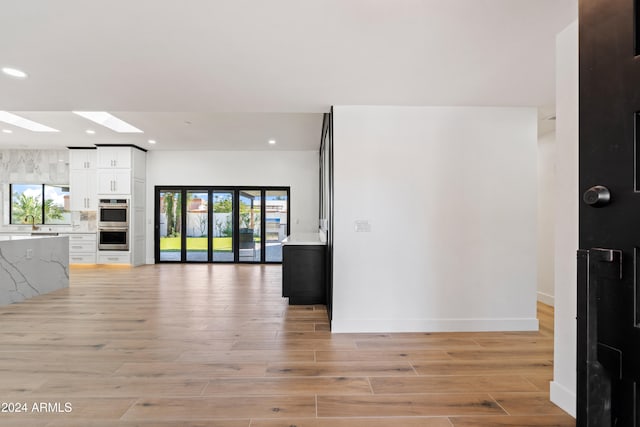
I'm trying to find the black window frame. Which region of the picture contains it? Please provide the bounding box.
[9,183,71,225]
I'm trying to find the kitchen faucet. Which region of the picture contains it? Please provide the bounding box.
[24,215,39,231]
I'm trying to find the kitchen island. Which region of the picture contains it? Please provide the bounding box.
[0,235,69,306]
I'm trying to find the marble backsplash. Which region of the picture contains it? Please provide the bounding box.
[0,149,68,183]
[0,149,97,232]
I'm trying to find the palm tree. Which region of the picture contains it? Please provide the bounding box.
[44,199,64,222]
[12,193,42,223]
[12,193,64,224]
[165,192,176,236]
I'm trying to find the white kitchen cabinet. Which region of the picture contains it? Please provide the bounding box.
[97,146,132,169]
[97,170,131,195]
[95,145,146,266]
[69,170,97,210]
[60,233,97,264]
[69,149,97,170]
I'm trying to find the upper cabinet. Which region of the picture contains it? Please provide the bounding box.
[97,170,131,195]
[69,148,97,170]
[70,169,97,210]
[97,147,132,169]
[95,146,146,196]
[69,148,98,210]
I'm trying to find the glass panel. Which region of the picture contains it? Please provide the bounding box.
[265,190,288,262]
[186,191,208,262]
[239,190,261,262]
[11,184,43,224]
[159,191,182,261]
[213,191,234,262]
[44,185,71,224]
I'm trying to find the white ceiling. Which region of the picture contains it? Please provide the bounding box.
[0,0,576,150]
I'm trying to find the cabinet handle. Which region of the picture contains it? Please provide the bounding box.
[71,245,83,249]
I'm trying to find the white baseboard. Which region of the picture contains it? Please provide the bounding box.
[331,317,539,333]
[537,291,555,306]
[550,381,576,418]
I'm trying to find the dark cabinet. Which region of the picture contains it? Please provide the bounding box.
[282,244,326,305]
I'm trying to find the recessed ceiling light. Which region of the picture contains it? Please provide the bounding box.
[148,139,156,144]
[268,139,276,145]
[2,67,28,79]
[86,129,96,134]
[73,111,143,133]
[0,111,59,132]
[2,129,13,134]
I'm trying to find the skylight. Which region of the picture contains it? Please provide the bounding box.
[0,111,59,132]
[73,111,143,133]
[1,67,28,79]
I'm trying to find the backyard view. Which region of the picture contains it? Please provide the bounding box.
[158,188,287,262]
[159,190,240,261]
[11,184,70,225]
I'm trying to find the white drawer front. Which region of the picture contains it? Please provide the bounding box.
[98,253,130,264]
[69,242,97,253]
[66,233,97,242]
[69,254,96,264]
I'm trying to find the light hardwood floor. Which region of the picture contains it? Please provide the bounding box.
[0,264,575,426]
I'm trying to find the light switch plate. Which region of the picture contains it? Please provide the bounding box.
[354,220,372,232]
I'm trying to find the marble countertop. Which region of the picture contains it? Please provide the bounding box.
[0,231,95,235]
[0,235,68,241]
[282,232,327,246]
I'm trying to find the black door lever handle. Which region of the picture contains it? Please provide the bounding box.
[583,185,611,207]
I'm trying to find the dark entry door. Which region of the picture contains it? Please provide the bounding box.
[578,0,640,425]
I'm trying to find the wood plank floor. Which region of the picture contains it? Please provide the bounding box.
[0,264,575,426]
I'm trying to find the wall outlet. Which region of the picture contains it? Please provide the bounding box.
[25,248,33,259]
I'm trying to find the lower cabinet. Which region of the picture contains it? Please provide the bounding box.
[97,252,130,264]
[282,244,326,305]
[61,233,97,264]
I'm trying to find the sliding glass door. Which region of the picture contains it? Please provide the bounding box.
[158,190,182,262]
[213,191,234,262]
[155,186,288,263]
[265,190,288,262]
[238,190,261,262]
[186,190,209,262]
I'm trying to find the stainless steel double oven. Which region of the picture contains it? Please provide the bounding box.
[98,199,129,251]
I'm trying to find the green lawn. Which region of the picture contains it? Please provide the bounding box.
[160,236,232,252]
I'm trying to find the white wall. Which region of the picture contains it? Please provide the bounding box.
[145,150,318,263]
[332,106,538,333]
[551,20,578,417]
[537,131,556,305]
